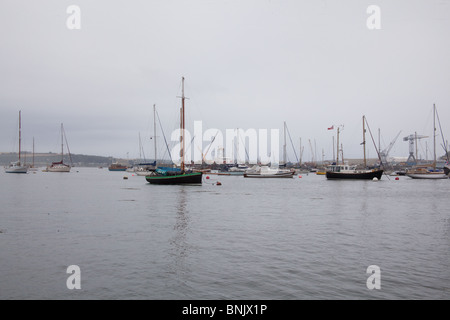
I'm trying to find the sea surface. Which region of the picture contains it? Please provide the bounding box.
[0,168,449,300]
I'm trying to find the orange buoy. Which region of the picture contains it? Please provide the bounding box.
[298,175,302,178]
[206,176,210,179]
[395,177,400,180]
[216,181,222,186]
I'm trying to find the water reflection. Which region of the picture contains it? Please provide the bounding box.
[169,188,192,283]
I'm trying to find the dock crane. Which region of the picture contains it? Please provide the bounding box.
[380,131,402,166]
[403,133,428,165]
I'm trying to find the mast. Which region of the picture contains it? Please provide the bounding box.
[314,139,317,167]
[19,111,22,164]
[299,138,302,166]
[433,103,436,169]
[153,104,157,163]
[363,115,367,168]
[336,127,340,164]
[415,132,418,163]
[283,121,287,165]
[61,123,64,162]
[332,136,335,163]
[32,137,35,167]
[378,128,381,155]
[180,77,186,172]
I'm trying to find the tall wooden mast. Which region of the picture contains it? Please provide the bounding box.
[433,103,436,170]
[153,104,157,163]
[180,77,186,172]
[19,111,22,164]
[336,126,340,164]
[283,121,287,165]
[60,123,64,162]
[363,115,367,168]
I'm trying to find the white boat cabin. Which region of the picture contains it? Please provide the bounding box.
[327,164,372,174]
[327,164,356,173]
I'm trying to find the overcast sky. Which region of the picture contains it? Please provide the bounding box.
[1,0,449,162]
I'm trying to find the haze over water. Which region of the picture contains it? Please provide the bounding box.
[0,168,448,300]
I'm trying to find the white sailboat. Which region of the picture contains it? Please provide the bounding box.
[46,123,71,173]
[244,165,294,178]
[28,137,39,172]
[5,111,28,174]
[406,104,448,180]
[135,104,158,176]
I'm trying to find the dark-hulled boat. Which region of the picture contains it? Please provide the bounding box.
[326,164,383,180]
[145,77,203,185]
[325,116,384,180]
[146,170,202,185]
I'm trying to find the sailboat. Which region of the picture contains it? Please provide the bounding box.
[243,165,295,178]
[145,77,203,185]
[406,104,448,179]
[5,111,28,174]
[243,121,295,178]
[326,117,383,180]
[46,123,71,172]
[136,104,158,176]
[28,137,39,172]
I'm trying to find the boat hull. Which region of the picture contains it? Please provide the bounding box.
[406,173,448,179]
[326,170,383,180]
[5,166,28,174]
[244,172,294,178]
[146,172,203,185]
[47,166,71,172]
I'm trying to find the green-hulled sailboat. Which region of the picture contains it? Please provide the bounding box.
[146,77,202,185]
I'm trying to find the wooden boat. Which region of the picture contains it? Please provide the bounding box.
[146,170,202,184]
[108,163,128,171]
[146,77,202,185]
[5,111,28,174]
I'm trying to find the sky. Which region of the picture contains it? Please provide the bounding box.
[1,0,450,163]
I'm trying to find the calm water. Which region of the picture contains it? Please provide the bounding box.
[0,168,449,300]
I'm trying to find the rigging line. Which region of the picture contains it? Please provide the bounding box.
[139,133,147,162]
[435,107,449,161]
[237,132,250,163]
[203,130,220,163]
[62,125,73,166]
[285,124,299,163]
[364,117,390,180]
[156,109,173,163]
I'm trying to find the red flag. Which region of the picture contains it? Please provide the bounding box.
[328,125,334,130]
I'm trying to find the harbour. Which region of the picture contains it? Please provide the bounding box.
[0,167,449,300]
[1,0,450,303]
